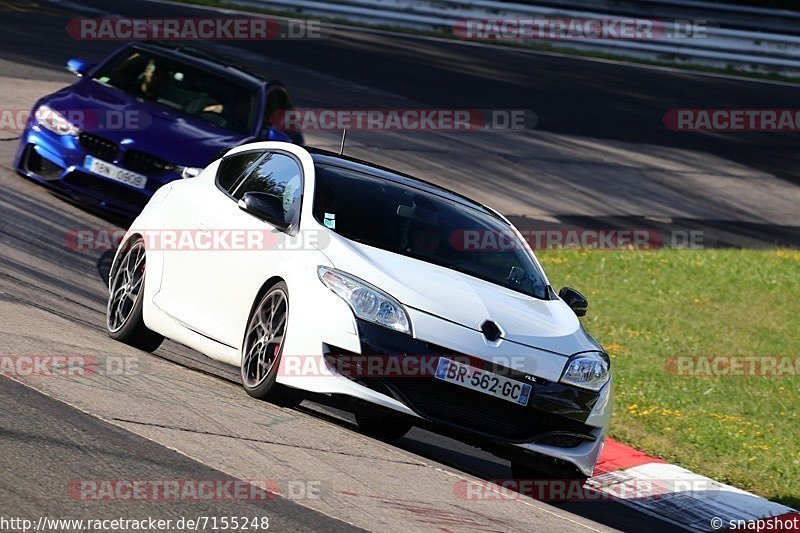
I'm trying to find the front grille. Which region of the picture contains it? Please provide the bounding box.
[339,319,600,445]
[122,149,174,176]
[63,171,149,210]
[78,132,118,161]
[373,377,595,443]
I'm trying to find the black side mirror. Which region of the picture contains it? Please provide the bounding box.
[559,287,588,317]
[66,58,94,77]
[238,192,291,232]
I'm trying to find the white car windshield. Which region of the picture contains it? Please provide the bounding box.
[313,163,549,299]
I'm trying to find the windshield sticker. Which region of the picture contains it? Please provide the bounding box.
[324,213,336,229]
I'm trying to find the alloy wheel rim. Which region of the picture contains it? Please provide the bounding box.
[242,289,287,388]
[107,240,145,333]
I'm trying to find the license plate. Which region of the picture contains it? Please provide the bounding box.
[434,357,532,406]
[85,155,147,189]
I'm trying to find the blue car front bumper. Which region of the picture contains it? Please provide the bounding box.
[14,126,180,219]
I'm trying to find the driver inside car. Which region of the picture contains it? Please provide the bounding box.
[138,60,169,100]
[406,223,442,256]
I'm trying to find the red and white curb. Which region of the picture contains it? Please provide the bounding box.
[591,439,799,532]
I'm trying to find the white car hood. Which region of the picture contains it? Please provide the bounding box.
[319,233,602,356]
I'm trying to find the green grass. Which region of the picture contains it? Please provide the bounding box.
[536,248,800,507]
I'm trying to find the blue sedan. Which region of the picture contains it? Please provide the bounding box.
[14,42,302,218]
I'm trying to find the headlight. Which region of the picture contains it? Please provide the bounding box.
[560,352,609,391]
[177,166,202,179]
[318,266,411,334]
[34,105,79,136]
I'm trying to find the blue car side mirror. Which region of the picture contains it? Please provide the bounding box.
[261,126,304,145]
[66,58,94,77]
[261,126,292,142]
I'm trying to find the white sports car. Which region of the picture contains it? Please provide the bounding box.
[106,141,611,479]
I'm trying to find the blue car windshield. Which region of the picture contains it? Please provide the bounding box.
[93,49,258,135]
[313,164,550,300]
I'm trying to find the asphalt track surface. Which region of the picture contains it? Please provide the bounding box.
[0,377,357,531]
[0,0,798,530]
[3,0,800,244]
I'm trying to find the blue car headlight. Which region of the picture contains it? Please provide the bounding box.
[34,105,80,136]
[318,266,411,335]
[560,352,610,391]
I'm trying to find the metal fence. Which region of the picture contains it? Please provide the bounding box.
[227,0,800,74]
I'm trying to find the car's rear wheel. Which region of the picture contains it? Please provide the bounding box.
[106,237,164,352]
[241,282,303,407]
[355,411,412,441]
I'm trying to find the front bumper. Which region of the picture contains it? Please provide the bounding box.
[14,127,177,219]
[325,318,611,477]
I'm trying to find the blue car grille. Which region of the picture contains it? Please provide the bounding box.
[121,149,174,176]
[78,133,174,176]
[78,132,118,161]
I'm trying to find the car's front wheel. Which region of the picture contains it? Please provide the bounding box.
[106,237,164,352]
[241,282,303,407]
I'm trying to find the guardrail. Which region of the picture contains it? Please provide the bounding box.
[505,0,800,36]
[226,0,800,75]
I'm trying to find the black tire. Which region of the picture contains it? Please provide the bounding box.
[355,412,412,441]
[241,281,303,407]
[106,237,164,352]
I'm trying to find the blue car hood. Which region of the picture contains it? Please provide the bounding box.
[41,78,251,167]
